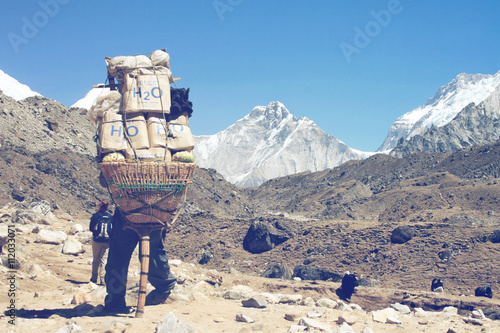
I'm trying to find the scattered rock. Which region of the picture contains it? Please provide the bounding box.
[316,298,338,309]
[75,231,93,244]
[260,263,293,280]
[243,217,293,254]
[279,294,302,304]
[490,229,500,243]
[198,249,213,265]
[372,308,399,323]
[337,322,355,333]
[298,317,333,333]
[242,295,268,308]
[236,313,255,323]
[442,306,459,315]
[475,285,493,298]
[62,236,84,255]
[13,210,50,225]
[155,311,195,333]
[36,229,67,244]
[292,265,342,282]
[390,225,414,244]
[336,314,357,325]
[390,303,411,314]
[68,224,84,235]
[288,324,307,332]
[71,291,91,305]
[482,307,500,320]
[285,313,300,321]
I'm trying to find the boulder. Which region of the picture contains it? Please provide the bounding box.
[372,308,399,323]
[36,229,67,244]
[431,278,444,291]
[243,217,293,254]
[242,295,268,308]
[482,307,500,320]
[490,229,500,243]
[293,265,342,282]
[62,236,84,255]
[475,285,493,298]
[390,225,414,244]
[12,210,50,225]
[198,249,213,265]
[68,224,84,235]
[260,263,293,280]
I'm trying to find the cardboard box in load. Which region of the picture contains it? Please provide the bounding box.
[147,114,168,148]
[124,147,171,162]
[122,74,171,113]
[99,112,127,151]
[124,113,149,149]
[167,123,195,152]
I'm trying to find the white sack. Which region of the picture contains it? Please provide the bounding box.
[105,55,153,81]
[88,91,122,124]
[150,50,170,68]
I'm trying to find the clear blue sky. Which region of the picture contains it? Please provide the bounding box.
[1,0,499,152]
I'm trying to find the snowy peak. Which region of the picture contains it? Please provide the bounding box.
[0,69,41,101]
[193,101,365,186]
[249,101,290,120]
[246,101,294,129]
[379,70,500,151]
[71,86,109,109]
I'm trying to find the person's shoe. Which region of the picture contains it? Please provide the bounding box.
[145,289,171,306]
[103,300,130,314]
[90,277,97,284]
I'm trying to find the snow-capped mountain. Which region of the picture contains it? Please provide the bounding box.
[379,71,500,152]
[0,69,41,101]
[194,101,371,187]
[390,83,500,157]
[71,86,109,109]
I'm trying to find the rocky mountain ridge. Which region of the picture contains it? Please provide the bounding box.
[390,84,500,157]
[379,71,500,151]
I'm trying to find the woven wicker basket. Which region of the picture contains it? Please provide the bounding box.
[99,161,196,226]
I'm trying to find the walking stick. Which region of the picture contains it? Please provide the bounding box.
[123,225,162,318]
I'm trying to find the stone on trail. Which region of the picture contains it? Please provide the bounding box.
[337,322,356,333]
[62,236,84,255]
[372,307,399,323]
[242,295,268,308]
[68,223,84,235]
[36,229,67,244]
[156,311,196,333]
[298,317,333,333]
[236,313,255,323]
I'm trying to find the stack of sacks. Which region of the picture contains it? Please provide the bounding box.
[89,50,195,163]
